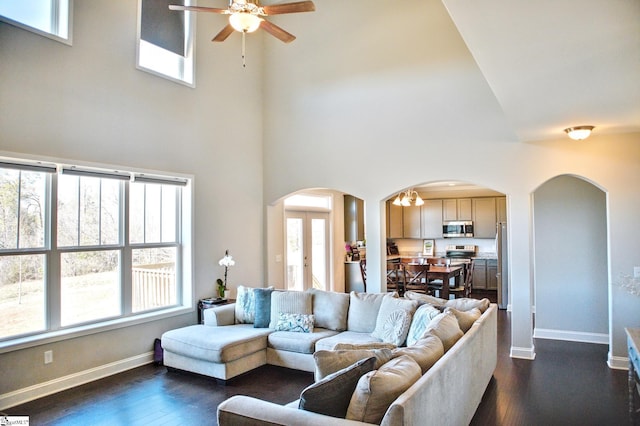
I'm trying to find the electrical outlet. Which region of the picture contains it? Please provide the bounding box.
[634,266,640,279]
[44,350,53,364]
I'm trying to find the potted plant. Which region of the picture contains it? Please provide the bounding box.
[217,249,235,299]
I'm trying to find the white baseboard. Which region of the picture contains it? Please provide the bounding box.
[533,327,609,345]
[608,353,629,370]
[510,345,536,360]
[0,351,154,411]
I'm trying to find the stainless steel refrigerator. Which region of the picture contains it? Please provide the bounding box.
[496,222,508,309]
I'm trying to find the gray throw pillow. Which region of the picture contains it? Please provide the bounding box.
[299,356,376,418]
[308,288,350,331]
[253,288,274,328]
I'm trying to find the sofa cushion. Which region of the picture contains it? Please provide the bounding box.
[269,291,313,329]
[161,324,271,363]
[315,331,388,352]
[275,312,315,333]
[235,285,256,324]
[424,311,464,352]
[346,355,422,424]
[308,288,350,331]
[299,357,376,419]
[268,328,339,354]
[371,295,419,346]
[391,333,444,374]
[332,342,397,350]
[347,291,389,333]
[445,297,491,313]
[403,291,447,307]
[253,287,274,328]
[313,348,393,381]
[406,303,442,346]
[444,306,482,332]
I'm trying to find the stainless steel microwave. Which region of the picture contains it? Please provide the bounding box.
[443,221,473,238]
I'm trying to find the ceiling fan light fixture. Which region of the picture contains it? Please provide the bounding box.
[564,125,595,141]
[229,12,261,33]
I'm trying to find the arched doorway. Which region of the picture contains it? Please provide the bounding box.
[533,175,608,343]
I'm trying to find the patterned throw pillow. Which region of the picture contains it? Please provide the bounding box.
[371,295,419,346]
[275,312,315,333]
[234,285,256,324]
[406,303,441,346]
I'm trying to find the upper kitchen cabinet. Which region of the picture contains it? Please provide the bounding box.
[472,198,497,238]
[387,201,404,239]
[344,195,365,242]
[403,205,422,239]
[421,199,443,238]
[497,197,507,223]
[443,198,472,221]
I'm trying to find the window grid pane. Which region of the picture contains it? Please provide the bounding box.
[132,247,177,312]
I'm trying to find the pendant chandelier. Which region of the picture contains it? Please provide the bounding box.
[392,189,424,207]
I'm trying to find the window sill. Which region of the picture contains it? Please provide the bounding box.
[0,305,193,354]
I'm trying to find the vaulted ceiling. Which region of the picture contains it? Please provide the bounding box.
[442,0,640,141]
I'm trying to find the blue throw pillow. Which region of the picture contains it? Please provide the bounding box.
[253,288,274,328]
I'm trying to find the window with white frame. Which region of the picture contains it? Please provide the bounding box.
[0,159,191,343]
[137,0,195,86]
[0,0,72,44]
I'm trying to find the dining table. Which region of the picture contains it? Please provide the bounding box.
[426,264,463,299]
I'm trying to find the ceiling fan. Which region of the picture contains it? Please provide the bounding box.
[168,0,316,44]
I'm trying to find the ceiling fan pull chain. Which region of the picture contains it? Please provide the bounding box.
[242,30,247,67]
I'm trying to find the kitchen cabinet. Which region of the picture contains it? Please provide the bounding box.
[472,259,488,290]
[497,196,507,223]
[387,201,404,239]
[344,195,365,242]
[403,205,422,239]
[421,199,443,238]
[443,198,472,221]
[472,198,497,238]
[472,258,498,291]
[487,259,498,290]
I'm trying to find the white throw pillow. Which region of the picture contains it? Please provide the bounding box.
[371,295,418,346]
[403,291,447,307]
[346,355,422,424]
[347,291,391,333]
[406,303,442,347]
[269,290,313,328]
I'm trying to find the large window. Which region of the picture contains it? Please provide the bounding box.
[0,159,192,345]
[0,0,72,44]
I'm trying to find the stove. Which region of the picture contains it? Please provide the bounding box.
[445,245,476,259]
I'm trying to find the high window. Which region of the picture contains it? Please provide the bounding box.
[137,0,195,86]
[0,158,192,347]
[0,0,72,44]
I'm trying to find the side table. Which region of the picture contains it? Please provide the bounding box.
[198,298,235,324]
[626,328,640,424]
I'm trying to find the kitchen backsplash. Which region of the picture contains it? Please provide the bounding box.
[393,238,496,257]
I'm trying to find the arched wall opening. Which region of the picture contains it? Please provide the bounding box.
[532,174,609,344]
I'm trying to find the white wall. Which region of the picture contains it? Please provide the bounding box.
[0,0,264,396]
[261,0,640,362]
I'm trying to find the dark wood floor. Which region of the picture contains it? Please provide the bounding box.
[6,307,630,426]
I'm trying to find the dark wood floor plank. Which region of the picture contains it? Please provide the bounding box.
[7,308,630,426]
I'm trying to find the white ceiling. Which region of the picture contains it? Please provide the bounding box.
[442,0,640,142]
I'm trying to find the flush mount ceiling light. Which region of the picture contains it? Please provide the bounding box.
[392,189,424,207]
[564,125,595,140]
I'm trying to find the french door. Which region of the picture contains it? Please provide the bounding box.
[285,211,330,291]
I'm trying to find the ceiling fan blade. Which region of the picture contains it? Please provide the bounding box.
[262,1,315,15]
[212,24,235,42]
[168,5,227,14]
[260,20,296,43]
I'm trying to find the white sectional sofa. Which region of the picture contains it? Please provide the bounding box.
[161,288,497,425]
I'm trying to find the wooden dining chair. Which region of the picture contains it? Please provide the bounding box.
[425,257,450,296]
[450,261,474,298]
[403,263,430,294]
[386,262,404,294]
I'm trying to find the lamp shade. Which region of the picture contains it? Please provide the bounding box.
[229,12,261,33]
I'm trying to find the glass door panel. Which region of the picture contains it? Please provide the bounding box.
[286,216,304,291]
[285,212,329,291]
